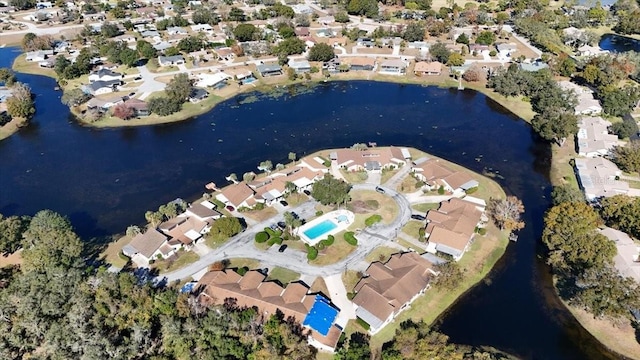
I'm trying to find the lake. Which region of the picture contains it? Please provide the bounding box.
[599,33,640,53]
[0,47,622,359]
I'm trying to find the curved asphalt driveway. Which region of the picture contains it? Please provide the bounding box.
[158,183,413,283]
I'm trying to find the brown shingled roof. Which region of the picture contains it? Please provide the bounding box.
[127,228,168,259]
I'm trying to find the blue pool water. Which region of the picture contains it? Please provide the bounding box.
[337,215,348,223]
[303,219,337,240]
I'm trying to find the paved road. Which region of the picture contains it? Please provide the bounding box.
[137,64,167,100]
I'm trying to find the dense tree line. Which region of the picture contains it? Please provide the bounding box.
[489,65,578,144]
[611,141,640,174]
[542,201,640,321]
[311,174,352,206]
[148,73,193,117]
[6,82,35,120]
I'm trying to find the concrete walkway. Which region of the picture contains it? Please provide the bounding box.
[324,273,356,327]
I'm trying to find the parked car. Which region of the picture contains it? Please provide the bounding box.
[303,189,311,195]
[411,214,426,221]
[279,200,289,206]
[226,205,235,212]
[278,244,288,253]
[277,221,286,229]
[375,186,385,194]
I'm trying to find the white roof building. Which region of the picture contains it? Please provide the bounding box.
[559,81,602,115]
[574,157,629,201]
[195,72,231,88]
[576,117,622,157]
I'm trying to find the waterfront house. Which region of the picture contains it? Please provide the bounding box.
[424,198,484,261]
[576,44,608,57]
[158,55,185,67]
[189,87,209,103]
[411,158,478,194]
[256,64,283,77]
[574,157,629,201]
[576,117,621,158]
[184,200,221,222]
[352,252,437,334]
[88,68,122,83]
[197,270,342,351]
[123,98,150,117]
[82,79,121,95]
[558,81,602,115]
[159,216,208,250]
[87,95,124,110]
[379,59,407,75]
[215,182,257,209]
[25,50,53,62]
[122,228,172,266]
[249,166,326,205]
[346,57,375,71]
[195,72,231,88]
[414,61,442,76]
[289,59,311,74]
[331,147,408,173]
[598,227,640,282]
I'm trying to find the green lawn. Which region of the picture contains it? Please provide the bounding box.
[411,202,440,212]
[365,246,400,263]
[342,270,362,293]
[340,169,368,183]
[267,267,300,285]
[227,258,261,270]
[402,220,424,239]
[397,239,425,253]
[380,168,400,184]
[310,232,356,266]
[152,251,200,274]
[101,234,131,268]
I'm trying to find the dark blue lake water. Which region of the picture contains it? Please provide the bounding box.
[0,47,624,359]
[599,33,640,53]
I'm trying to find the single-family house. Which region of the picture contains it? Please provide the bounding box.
[88,68,122,82]
[289,59,311,74]
[158,55,185,66]
[347,57,375,71]
[424,198,484,260]
[294,27,310,37]
[576,44,608,57]
[598,227,640,282]
[496,43,518,57]
[379,59,407,75]
[315,28,334,38]
[249,166,325,205]
[82,79,121,95]
[574,157,629,201]
[86,97,122,111]
[352,252,437,334]
[122,228,172,266]
[412,158,479,194]
[519,61,549,72]
[159,216,209,249]
[113,34,137,43]
[356,38,375,47]
[195,72,231,89]
[25,50,53,62]
[324,57,342,73]
[317,16,335,25]
[256,64,283,77]
[469,44,491,54]
[136,7,156,18]
[191,24,213,34]
[214,47,235,61]
[291,3,313,14]
[36,1,53,8]
[197,270,343,351]
[123,98,150,116]
[215,182,257,209]
[576,117,621,157]
[558,81,602,115]
[450,28,473,42]
[414,61,442,76]
[331,147,408,173]
[184,200,221,222]
[166,26,188,35]
[189,87,209,103]
[140,30,160,39]
[153,42,172,52]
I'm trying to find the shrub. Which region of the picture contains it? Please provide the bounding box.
[267,236,283,246]
[347,292,356,300]
[325,234,335,246]
[236,266,248,276]
[306,244,318,260]
[477,227,487,235]
[465,187,478,194]
[255,231,269,243]
[265,227,279,237]
[315,210,324,216]
[437,186,445,195]
[344,231,358,246]
[317,242,325,250]
[118,252,130,262]
[418,227,426,242]
[489,50,497,57]
[253,202,265,210]
[356,317,370,330]
[364,214,382,227]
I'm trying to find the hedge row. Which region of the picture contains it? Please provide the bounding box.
[306,244,318,260]
[465,186,478,194]
[264,227,281,237]
[267,237,283,246]
[364,214,382,227]
[356,317,370,330]
[344,232,357,246]
[255,231,269,243]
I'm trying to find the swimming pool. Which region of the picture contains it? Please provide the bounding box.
[303,219,337,240]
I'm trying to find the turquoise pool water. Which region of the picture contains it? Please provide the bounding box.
[303,219,337,240]
[337,215,348,223]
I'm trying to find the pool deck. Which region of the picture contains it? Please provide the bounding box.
[299,210,355,246]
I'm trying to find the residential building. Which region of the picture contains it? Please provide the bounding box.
[166,26,187,35]
[469,44,490,54]
[86,95,123,110]
[82,79,121,95]
[599,227,640,282]
[195,72,231,88]
[123,98,150,116]
[414,61,442,76]
[191,24,213,33]
[424,198,484,260]
[330,147,408,173]
[352,252,437,334]
[576,44,608,57]
[559,81,602,115]
[25,50,53,62]
[184,200,221,222]
[379,59,407,75]
[412,158,479,194]
[256,64,283,77]
[214,47,235,61]
[576,117,621,157]
[215,182,257,209]
[496,42,518,57]
[289,59,311,74]
[122,228,172,265]
[158,55,185,66]
[248,166,325,205]
[159,216,208,249]
[317,16,334,25]
[197,270,342,351]
[356,38,375,47]
[574,157,629,201]
[88,68,122,82]
[189,87,208,103]
[346,57,375,71]
[295,27,310,37]
[291,3,313,14]
[519,61,549,72]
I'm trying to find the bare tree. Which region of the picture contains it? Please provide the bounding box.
[486,196,525,232]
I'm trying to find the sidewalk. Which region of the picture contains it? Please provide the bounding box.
[324,273,356,328]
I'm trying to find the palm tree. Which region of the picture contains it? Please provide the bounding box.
[284,181,297,196]
[288,152,297,164]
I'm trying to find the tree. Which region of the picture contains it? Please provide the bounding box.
[208,217,243,240]
[311,174,352,206]
[192,7,220,26]
[112,103,135,120]
[542,202,614,273]
[61,88,91,107]
[0,213,30,254]
[136,40,157,59]
[403,22,425,42]
[21,33,53,51]
[429,42,450,63]
[346,0,378,18]
[166,73,192,103]
[573,266,640,320]
[462,67,481,82]
[295,14,310,27]
[307,43,335,62]
[531,107,578,145]
[431,262,463,290]
[177,36,205,53]
[600,84,640,117]
[283,211,301,235]
[446,52,465,66]
[233,23,259,42]
[455,33,469,44]
[610,121,635,139]
[54,56,71,78]
[335,11,350,23]
[119,48,139,67]
[273,37,306,56]
[550,184,584,206]
[125,225,141,238]
[258,160,273,172]
[0,68,17,86]
[101,22,121,38]
[228,7,246,21]
[288,152,296,164]
[6,82,35,120]
[599,195,640,238]
[11,0,36,10]
[278,25,295,39]
[611,141,640,174]
[227,173,238,183]
[334,332,371,360]
[148,97,182,116]
[486,196,525,232]
[475,30,496,45]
